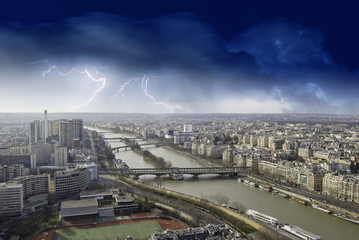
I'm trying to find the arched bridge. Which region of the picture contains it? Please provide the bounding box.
[103,167,246,180]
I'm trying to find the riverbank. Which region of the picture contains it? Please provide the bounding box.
[247,174,359,221]
[118,175,289,240]
[158,139,359,220]
[94,127,359,240]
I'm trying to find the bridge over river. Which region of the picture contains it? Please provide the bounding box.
[103,167,246,180]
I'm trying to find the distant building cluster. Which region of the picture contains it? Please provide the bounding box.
[0,110,100,217]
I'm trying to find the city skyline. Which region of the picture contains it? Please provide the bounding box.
[0,1,358,114]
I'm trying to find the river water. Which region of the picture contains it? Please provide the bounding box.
[101,130,359,240]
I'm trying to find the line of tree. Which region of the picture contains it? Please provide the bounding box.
[141,149,172,168]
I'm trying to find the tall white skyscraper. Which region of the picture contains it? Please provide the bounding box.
[44,110,48,143]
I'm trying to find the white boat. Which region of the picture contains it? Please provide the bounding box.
[333,214,359,224]
[259,185,273,192]
[278,192,289,198]
[282,224,321,240]
[246,209,280,226]
[312,204,331,214]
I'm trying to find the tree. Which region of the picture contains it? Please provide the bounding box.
[231,201,247,212]
[209,194,230,205]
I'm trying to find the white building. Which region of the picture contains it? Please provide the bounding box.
[183,124,193,133]
[85,163,98,181]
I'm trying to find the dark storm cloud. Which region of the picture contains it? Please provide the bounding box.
[228,20,334,67]
[0,13,358,113]
[228,20,359,113]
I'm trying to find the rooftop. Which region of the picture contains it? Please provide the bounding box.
[0,182,22,188]
[80,189,113,198]
[62,198,98,209]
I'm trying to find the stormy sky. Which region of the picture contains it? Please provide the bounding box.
[0,0,358,114]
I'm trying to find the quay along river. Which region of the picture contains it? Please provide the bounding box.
[97,129,359,240]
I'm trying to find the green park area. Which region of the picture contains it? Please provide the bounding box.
[53,221,162,240]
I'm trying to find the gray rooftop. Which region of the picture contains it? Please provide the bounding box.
[62,198,98,209]
[61,198,98,217]
[80,189,113,198]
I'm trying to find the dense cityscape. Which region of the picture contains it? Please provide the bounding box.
[0,112,358,239]
[1,1,359,240]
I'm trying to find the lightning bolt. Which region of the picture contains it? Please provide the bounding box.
[34,59,106,109]
[114,74,180,112]
[273,88,287,103]
[140,74,174,110]
[113,77,140,99]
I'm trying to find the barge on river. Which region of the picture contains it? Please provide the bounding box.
[246,209,280,226]
[282,224,321,240]
[312,204,331,214]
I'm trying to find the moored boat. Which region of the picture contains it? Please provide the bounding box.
[282,224,321,240]
[333,213,359,224]
[246,209,280,226]
[278,192,289,198]
[312,204,331,214]
[259,185,273,192]
[249,182,258,187]
[297,200,308,205]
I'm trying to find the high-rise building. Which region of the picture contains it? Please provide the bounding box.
[42,110,49,143]
[29,120,41,144]
[0,164,25,182]
[71,119,84,142]
[0,182,23,217]
[59,120,70,147]
[59,119,84,148]
[54,145,68,167]
[51,120,60,137]
[30,143,54,166]
[0,155,35,169]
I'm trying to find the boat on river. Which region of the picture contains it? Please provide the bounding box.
[259,184,273,192]
[333,213,359,224]
[297,200,308,205]
[278,192,289,198]
[312,204,331,214]
[282,224,321,240]
[246,209,280,226]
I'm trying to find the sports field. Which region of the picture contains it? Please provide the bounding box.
[53,221,162,240]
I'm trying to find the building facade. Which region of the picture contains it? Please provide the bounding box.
[14,174,49,199]
[0,182,23,216]
[54,168,89,199]
[0,154,34,169]
[0,164,25,182]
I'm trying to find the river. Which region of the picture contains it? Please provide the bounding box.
[100,130,359,240]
